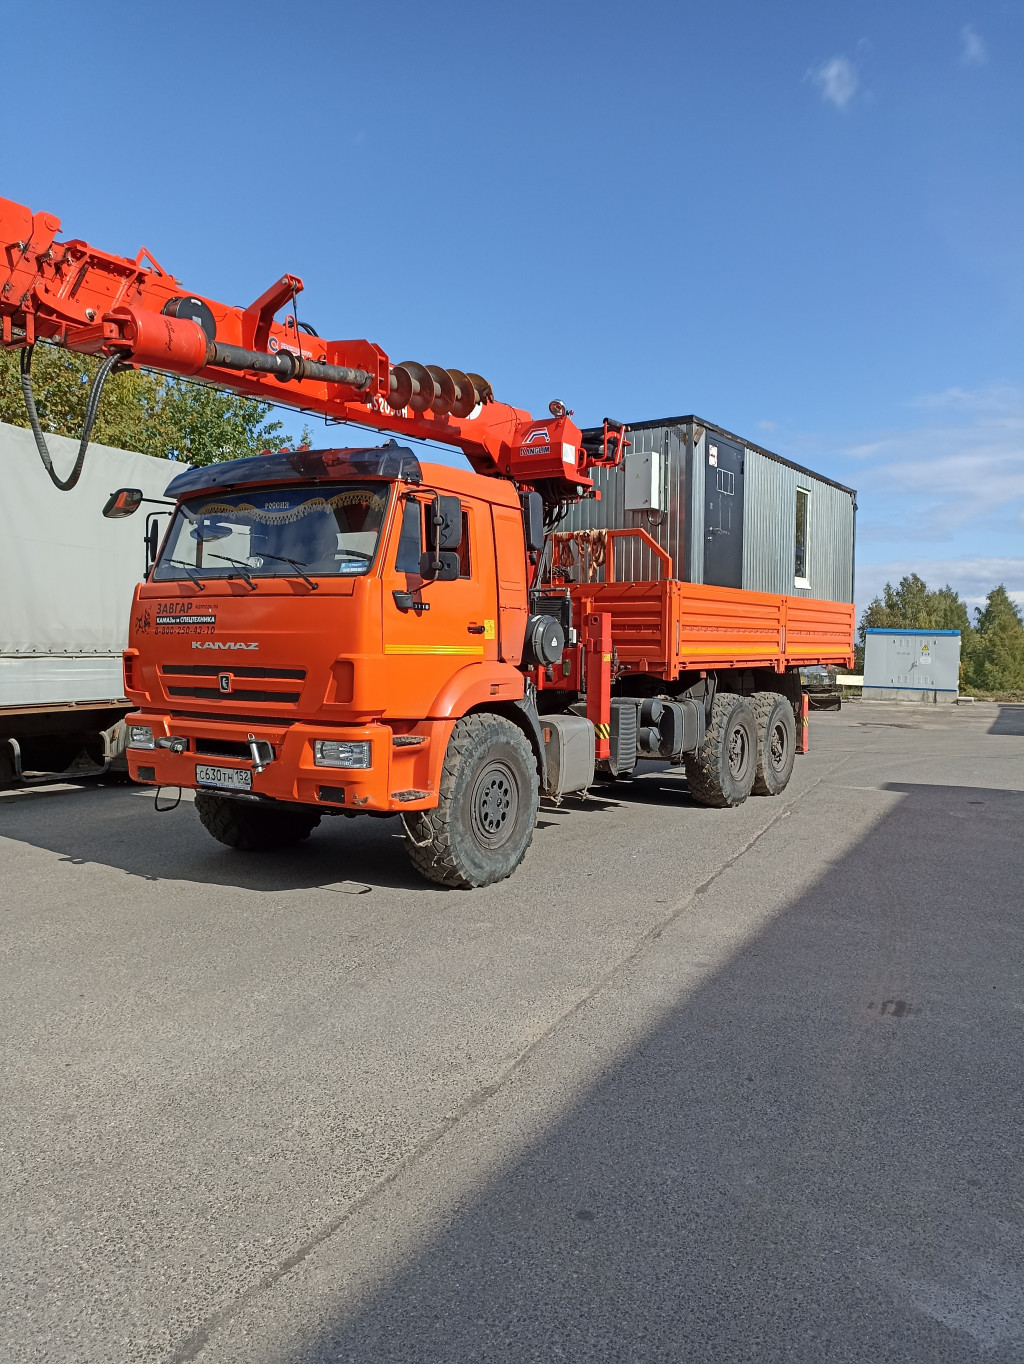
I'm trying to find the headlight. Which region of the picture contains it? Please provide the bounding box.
[127,724,155,750]
[313,739,371,769]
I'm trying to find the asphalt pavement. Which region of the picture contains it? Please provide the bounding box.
[2,700,1023,1363]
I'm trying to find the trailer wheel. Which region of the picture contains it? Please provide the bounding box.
[751,691,797,796]
[684,693,757,808]
[194,791,321,851]
[404,714,540,888]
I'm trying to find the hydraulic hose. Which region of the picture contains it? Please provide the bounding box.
[19,345,121,492]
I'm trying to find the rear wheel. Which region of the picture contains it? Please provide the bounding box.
[751,691,797,796]
[405,713,539,888]
[194,791,321,850]
[684,693,757,808]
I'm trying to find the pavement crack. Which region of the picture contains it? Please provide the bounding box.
[167,752,851,1363]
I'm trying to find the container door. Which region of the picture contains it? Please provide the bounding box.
[703,436,744,589]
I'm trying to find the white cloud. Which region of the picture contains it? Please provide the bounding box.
[960,25,987,67]
[756,420,777,431]
[808,56,858,109]
[771,386,1024,619]
[840,385,1024,543]
[855,557,1024,618]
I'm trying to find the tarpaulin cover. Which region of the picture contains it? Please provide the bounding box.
[1,420,178,665]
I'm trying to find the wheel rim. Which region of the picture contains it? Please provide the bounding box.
[728,723,749,777]
[470,760,520,848]
[769,720,788,771]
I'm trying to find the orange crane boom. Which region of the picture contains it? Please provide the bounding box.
[0,193,625,497]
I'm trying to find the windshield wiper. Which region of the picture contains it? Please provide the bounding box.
[255,552,319,591]
[209,554,258,589]
[166,559,206,591]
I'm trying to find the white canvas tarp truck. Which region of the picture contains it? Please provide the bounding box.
[0,420,177,783]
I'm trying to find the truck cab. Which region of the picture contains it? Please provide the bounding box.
[123,443,541,842]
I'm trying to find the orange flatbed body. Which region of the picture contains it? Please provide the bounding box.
[574,579,855,677]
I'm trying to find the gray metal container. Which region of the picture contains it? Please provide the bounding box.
[562,416,856,603]
[863,629,961,703]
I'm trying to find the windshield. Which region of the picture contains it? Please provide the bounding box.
[153,483,390,582]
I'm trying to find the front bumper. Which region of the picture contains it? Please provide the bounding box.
[125,712,440,813]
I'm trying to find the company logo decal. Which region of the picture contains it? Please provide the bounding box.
[155,601,219,638]
[520,426,551,455]
[191,641,259,650]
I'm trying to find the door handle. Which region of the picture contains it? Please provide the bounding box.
[467,624,486,635]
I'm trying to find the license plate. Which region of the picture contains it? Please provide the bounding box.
[195,764,252,791]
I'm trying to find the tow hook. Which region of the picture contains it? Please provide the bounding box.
[247,734,274,774]
[156,736,188,754]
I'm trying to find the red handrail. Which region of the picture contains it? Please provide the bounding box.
[604,528,674,582]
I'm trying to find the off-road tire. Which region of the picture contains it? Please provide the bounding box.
[405,714,540,888]
[683,693,757,808]
[751,691,797,796]
[194,791,321,851]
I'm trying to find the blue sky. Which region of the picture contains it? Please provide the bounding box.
[3,0,1021,616]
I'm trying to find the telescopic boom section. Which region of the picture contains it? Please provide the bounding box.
[0,194,625,500]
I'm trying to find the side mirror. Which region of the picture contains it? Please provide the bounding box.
[521,491,544,552]
[103,487,144,519]
[420,494,462,580]
[431,495,462,550]
[145,518,161,570]
[419,550,460,581]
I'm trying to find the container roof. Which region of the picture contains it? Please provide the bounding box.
[581,415,857,499]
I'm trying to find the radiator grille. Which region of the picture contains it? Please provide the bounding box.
[167,686,301,704]
[159,662,306,708]
[161,664,306,680]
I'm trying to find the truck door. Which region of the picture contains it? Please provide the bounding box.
[703,435,745,589]
[382,492,497,714]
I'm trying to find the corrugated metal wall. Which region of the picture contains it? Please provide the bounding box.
[561,421,700,585]
[560,418,855,604]
[741,447,855,602]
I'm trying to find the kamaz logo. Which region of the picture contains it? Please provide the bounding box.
[191,641,259,650]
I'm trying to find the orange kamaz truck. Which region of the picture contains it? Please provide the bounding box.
[2,194,854,885]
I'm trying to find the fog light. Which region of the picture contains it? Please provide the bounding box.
[314,739,371,769]
[127,724,155,750]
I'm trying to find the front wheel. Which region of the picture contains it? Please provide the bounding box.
[683,693,757,808]
[404,714,540,888]
[194,791,321,850]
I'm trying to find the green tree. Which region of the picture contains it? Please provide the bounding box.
[966,586,1024,693]
[858,573,975,681]
[0,343,309,466]
[859,573,973,641]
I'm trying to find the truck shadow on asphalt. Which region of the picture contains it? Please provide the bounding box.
[988,704,1024,736]
[260,779,1024,1364]
[1,763,704,893]
[0,789,443,894]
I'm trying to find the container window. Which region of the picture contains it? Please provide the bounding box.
[795,488,810,586]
